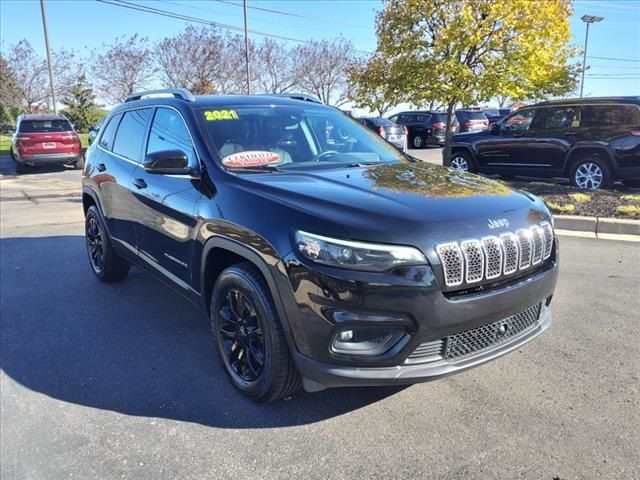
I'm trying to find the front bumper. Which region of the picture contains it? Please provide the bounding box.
[281,242,558,391]
[295,305,551,391]
[15,152,81,166]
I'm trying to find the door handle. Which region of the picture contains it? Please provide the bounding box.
[96,163,106,172]
[132,178,147,189]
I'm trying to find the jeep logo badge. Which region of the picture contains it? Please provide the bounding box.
[488,218,509,229]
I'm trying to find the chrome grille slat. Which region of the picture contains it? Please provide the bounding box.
[436,243,464,287]
[481,236,503,279]
[516,228,533,270]
[541,222,554,259]
[436,222,554,290]
[460,239,484,284]
[531,226,544,265]
[500,232,519,275]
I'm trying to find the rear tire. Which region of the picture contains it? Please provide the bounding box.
[412,135,425,149]
[449,151,476,173]
[85,205,130,282]
[569,157,611,190]
[211,262,301,402]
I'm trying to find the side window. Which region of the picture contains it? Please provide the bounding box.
[146,108,197,167]
[112,109,152,162]
[98,114,122,150]
[533,107,580,130]
[504,109,536,131]
[582,105,640,128]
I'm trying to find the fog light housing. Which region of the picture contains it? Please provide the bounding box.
[331,327,406,357]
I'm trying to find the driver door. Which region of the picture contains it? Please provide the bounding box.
[476,109,537,170]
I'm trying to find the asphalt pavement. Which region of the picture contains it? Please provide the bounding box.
[1,151,639,480]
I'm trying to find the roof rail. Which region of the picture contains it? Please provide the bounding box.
[263,93,323,104]
[125,88,195,103]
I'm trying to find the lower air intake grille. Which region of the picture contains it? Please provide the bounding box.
[443,303,542,360]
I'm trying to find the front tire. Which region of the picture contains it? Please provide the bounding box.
[412,135,424,149]
[85,205,130,282]
[211,263,301,402]
[570,157,611,190]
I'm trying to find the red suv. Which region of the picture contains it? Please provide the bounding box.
[11,114,83,174]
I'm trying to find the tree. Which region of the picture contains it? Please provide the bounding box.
[61,74,101,132]
[368,0,579,159]
[156,26,227,94]
[348,55,403,116]
[92,35,155,103]
[4,40,49,111]
[252,39,296,94]
[0,55,22,112]
[292,38,356,107]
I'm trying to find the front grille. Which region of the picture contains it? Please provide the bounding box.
[404,303,543,364]
[436,222,554,289]
[444,303,542,359]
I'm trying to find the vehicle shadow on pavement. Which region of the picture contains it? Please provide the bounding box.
[0,235,404,428]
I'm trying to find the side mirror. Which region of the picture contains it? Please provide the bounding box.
[489,123,501,134]
[143,150,194,175]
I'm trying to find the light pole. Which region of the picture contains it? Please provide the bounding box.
[243,0,250,94]
[580,14,604,98]
[40,0,57,113]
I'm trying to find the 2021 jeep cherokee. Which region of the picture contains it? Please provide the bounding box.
[82,89,558,402]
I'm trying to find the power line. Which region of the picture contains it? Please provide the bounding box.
[211,0,371,30]
[96,0,372,54]
[588,55,640,63]
[587,64,640,69]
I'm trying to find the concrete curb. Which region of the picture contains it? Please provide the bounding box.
[555,215,640,237]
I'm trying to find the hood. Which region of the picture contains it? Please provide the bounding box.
[233,162,550,245]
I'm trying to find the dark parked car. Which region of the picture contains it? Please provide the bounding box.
[83,88,558,402]
[388,111,453,148]
[447,97,640,189]
[455,109,490,133]
[481,108,514,124]
[357,117,406,150]
[11,114,83,174]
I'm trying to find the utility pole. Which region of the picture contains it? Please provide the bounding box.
[40,0,57,113]
[580,14,604,98]
[243,0,251,94]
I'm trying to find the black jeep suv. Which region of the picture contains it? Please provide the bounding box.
[82,89,558,402]
[447,97,640,189]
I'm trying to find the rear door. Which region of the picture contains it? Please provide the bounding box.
[130,107,201,289]
[94,108,153,256]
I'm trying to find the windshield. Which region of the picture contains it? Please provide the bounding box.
[373,118,395,126]
[197,106,407,171]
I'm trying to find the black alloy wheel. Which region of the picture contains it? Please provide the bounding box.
[86,213,106,275]
[217,288,265,382]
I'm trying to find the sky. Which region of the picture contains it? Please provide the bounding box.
[0,0,638,113]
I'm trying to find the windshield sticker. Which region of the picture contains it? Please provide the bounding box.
[204,109,239,121]
[222,151,280,167]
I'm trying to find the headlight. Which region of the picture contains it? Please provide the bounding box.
[294,230,427,272]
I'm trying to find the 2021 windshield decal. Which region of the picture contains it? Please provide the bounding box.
[204,110,239,121]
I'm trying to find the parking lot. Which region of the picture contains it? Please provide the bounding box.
[1,149,639,480]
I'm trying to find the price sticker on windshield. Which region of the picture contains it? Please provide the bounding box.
[204,109,239,121]
[222,151,280,167]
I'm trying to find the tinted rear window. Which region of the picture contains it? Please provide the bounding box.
[582,104,640,128]
[464,111,487,120]
[112,109,152,162]
[19,119,72,133]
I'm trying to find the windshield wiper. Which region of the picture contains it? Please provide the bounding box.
[347,162,383,168]
[225,164,280,173]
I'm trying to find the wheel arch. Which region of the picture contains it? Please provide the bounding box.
[200,237,294,340]
[563,146,615,176]
[449,144,476,166]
